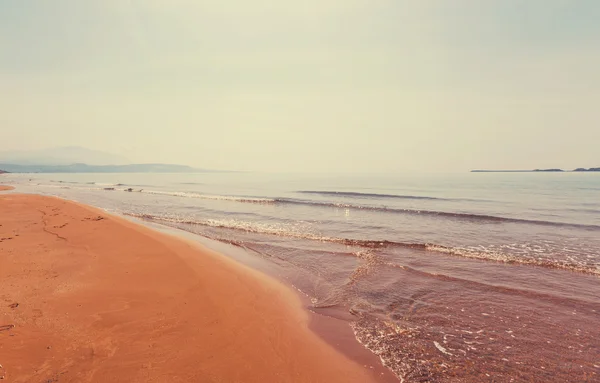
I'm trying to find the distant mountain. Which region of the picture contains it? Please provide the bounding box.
[0,147,226,173]
[472,167,598,173]
[0,146,129,166]
[0,163,217,173]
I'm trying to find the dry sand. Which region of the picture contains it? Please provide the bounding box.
[0,193,378,383]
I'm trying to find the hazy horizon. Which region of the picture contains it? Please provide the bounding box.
[1,1,598,172]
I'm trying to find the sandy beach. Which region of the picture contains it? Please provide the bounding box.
[0,192,377,383]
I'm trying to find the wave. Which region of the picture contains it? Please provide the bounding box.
[84,182,153,187]
[125,213,600,276]
[111,188,600,230]
[142,190,276,204]
[423,245,599,276]
[89,182,119,186]
[276,199,600,230]
[124,212,414,248]
[42,183,600,230]
[297,190,458,201]
[566,207,600,214]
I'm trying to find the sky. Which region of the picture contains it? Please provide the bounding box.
[1,0,599,172]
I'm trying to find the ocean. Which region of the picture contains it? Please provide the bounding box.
[4,172,600,382]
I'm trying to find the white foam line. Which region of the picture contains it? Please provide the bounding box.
[434,341,453,356]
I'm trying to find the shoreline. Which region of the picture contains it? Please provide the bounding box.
[0,191,384,382]
[124,213,397,382]
[4,173,600,382]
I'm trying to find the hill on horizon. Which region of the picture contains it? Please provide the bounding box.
[0,146,130,166]
[0,163,223,174]
[0,147,231,173]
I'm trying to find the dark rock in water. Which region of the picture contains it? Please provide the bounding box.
[104,187,115,191]
[125,188,133,192]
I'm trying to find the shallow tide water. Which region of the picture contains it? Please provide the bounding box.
[3,172,600,382]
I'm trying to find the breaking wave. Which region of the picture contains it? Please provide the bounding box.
[124,213,600,276]
[112,188,600,230]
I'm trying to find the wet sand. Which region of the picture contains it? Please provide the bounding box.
[0,185,13,191]
[0,193,378,383]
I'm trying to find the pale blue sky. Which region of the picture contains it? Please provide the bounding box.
[1,1,598,172]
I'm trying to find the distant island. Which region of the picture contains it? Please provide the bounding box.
[472,167,599,173]
[0,163,227,174]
